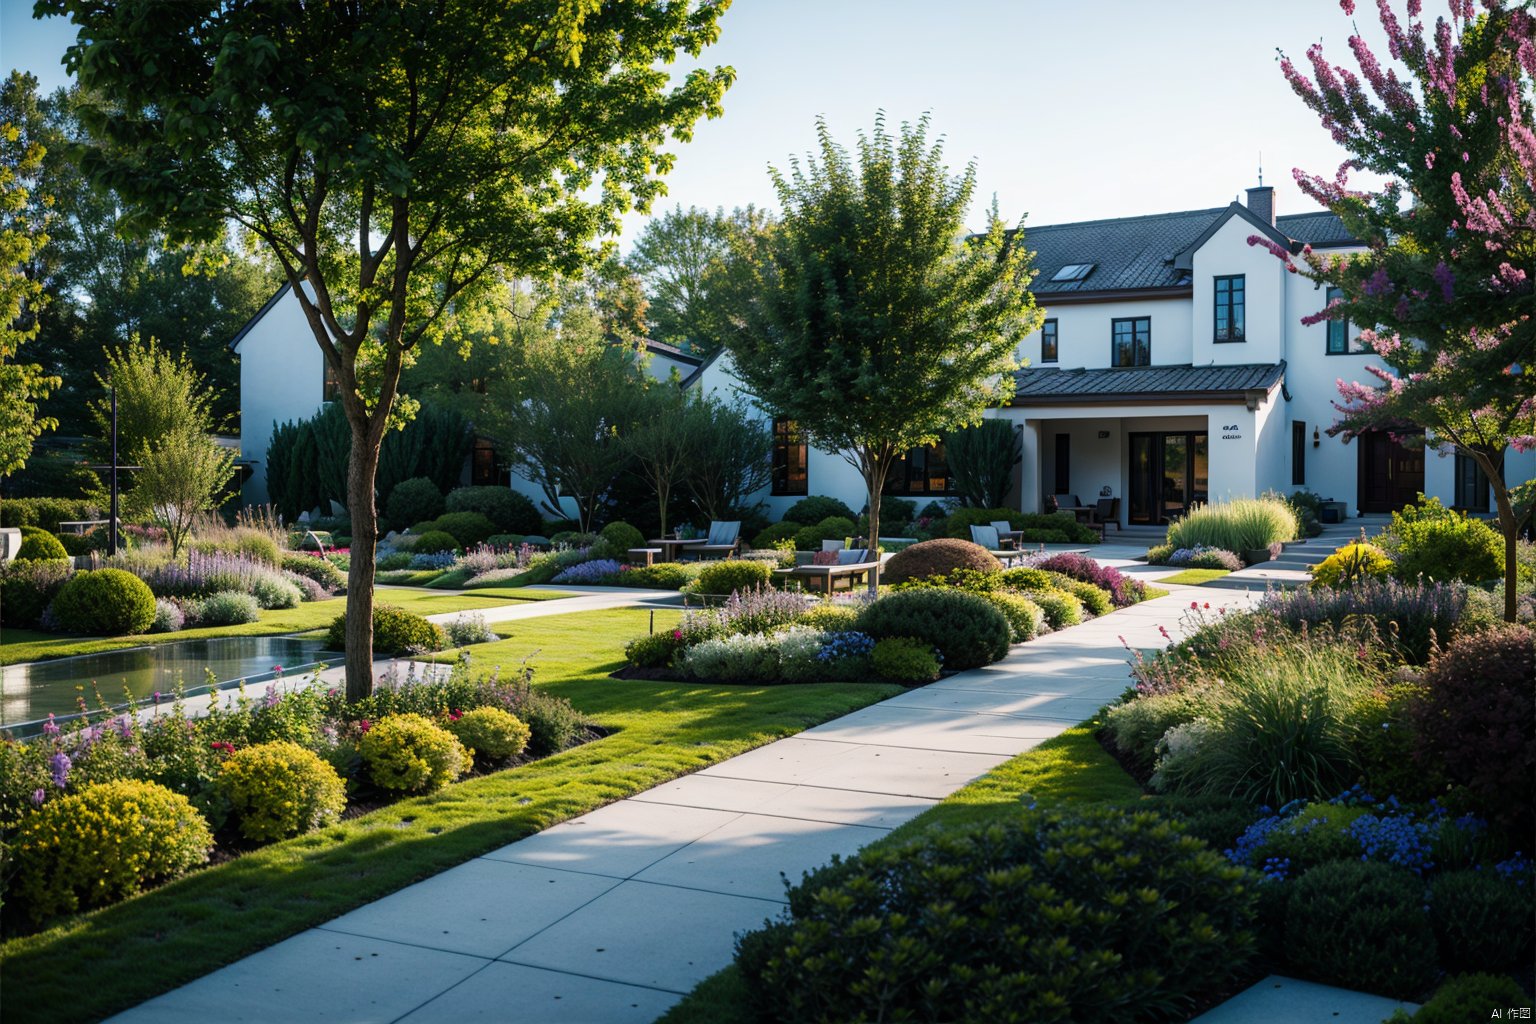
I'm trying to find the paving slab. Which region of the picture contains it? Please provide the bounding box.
[634,812,889,901]
[481,800,742,879]
[319,859,621,959]
[396,962,680,1023]
[629,774,935,829]
[698,736,1011,797]
[1189,975,1417,1023]
[881,687,1111,722]
[799,702,1062,754]
[105,928,486,1023]
[500,880,781,993]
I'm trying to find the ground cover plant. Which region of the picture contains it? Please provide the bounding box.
[0,608,903,1023]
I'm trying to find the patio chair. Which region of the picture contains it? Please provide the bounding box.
[989,520,1022,549]
[1090,497,1121,532]
[969,525,1027,565]
[690,520,742,560]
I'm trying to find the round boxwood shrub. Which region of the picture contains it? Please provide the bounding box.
[737,807,1258,1023]
[447,707,531,765]
[598,520,646,557]
[13,779,212,923]
[1031,588,1084,630]
[1387,499,1503,584]
[858,588,1010,670]
[360,712,469,792]
[1284,859,1438,998]
[783,495,856,525]
[870,637,941,683]
[217,741,347,842]
[326,604,447,654]
[0,559,72,628]
[411,529,460,555]
[49,568,156,635]
[385,476,445,529]
[16,526,69,562]
[1428,869,1534,973]
[882,538,1002,585]
[422,511,498,549]
[1413,624,1534,832]
[1049,576,1113,617]
[983,591,1042,642]
[791,516,856,552]
[1407,973,1533,1024]
[694,559,773,596]
[445,485,541,534]
[751,521,803,549]
[193,590,262,626]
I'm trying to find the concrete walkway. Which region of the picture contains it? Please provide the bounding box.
[416,586,683,627]
[110,579,1266,1023]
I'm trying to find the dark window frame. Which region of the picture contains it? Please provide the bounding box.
[1041,319,1058,364]
[1053,433,1071,495]
[1453,448,1495,513]
[470,437,501,487]
[1111,316,1151,367]
[1214,274,1245,342]
[1325,286,1362,354]
[884,440,956,497]
[1292,421,1306,486]
[771,418,809,496]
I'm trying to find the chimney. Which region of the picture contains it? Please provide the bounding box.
[1246,185,1275,226]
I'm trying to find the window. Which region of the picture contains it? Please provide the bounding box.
[1040,319,1058,363]
[1053,434,1071,495]
[1214,275,1245,342]
[1292,422,1307,486]
[470,438,501,486]
[1325,286,1363,354]
[884,441,954,496]
[1111,317,1151,367]
[322,357,341,402]
[1454,449,1495,512]
[1051,263,1095,283]
[771,419,808,496]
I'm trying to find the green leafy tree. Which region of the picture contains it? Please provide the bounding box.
[88,336,221,469]
[129,427,237,557]
[684,394,773,521]
[728,115,1040,564]
[0,71,60,476]
[622,385,696,536]
[45,0,733,698]
[947,420,1022,509]
[630,204,771,353]
[1267,0,1535,621]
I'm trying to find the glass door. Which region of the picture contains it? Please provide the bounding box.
[1129,434,1156,524]
[1128,431,1208,524]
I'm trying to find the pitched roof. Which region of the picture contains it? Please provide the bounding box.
[1276,211,1357,246]
[1012,362,1287,405]
[228,282,292,351]
[642,339,703,365]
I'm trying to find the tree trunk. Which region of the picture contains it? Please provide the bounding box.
[1490,474,1518,624]
[858,443,896,594]
[344,426,384,702]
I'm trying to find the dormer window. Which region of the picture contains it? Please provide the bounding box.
[1214,275,1245,342]
[1051,263,1095,283]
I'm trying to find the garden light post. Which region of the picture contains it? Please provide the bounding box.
[86,388,141,557]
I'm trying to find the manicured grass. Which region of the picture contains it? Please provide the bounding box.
[1158,568,1234,586]
[0,607,902,1024]
[0,587,569,665]
[656,723,1142,1024]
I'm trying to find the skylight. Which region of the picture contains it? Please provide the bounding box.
[1051,263,1095,283]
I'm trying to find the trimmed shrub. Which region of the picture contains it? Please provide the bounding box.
[1310,541,1394,588]
[385,476,445,528]
[0,558,72,628]
[694,559,773,596]
[359,713,469,792]
[751,521,803,549]
[326,604,447,654]
[598,520,646,557]
[783,495,856,525]
[445,486,541,534]
[1429,870,1534,973]
[1165,498,1298,552]
[411,529,460,555]
[1031,589,1083,630]
[248,574,303,610]
[16,527,69,562]
[611,563,693,589]
[798,601,860,632]
[1407,974,1534,1024]
[520,690,587,756]
[1414,625,1534,832]
[1285,860,1437,997]
[883,538,1002,585]
[1383,496,1502,583]
[625,630,684,669]
[151,599,185,633]
[1050,576,1113,616]
[858,588,1010,670]
[941,506,1100,544]
[281,552,346,592]
[984,591,1042,642]
[217,741,347,842]
[737,807,1258,1024]
[50,568,157,635]
[1037,553,1144,607]
[871,636,941,683]
[13,779,212,923]
[791,515,856,551]
[0,496,101,530]
[420,511,498,549]
[448,707,531,764]
[192,590,261,626]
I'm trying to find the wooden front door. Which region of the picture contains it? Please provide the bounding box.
[1358,429,1425,512]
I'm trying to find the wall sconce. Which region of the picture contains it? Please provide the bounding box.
[1097,430,1110,439]
[1312,427,1321,448]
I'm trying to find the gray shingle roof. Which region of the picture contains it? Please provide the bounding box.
[1022,204,1355,294]
[1013,362,1287,404]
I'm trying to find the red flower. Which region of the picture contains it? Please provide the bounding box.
[448,708,463,722]
[359,719,372,733]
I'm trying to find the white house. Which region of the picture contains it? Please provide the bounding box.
[232,185,1533,526]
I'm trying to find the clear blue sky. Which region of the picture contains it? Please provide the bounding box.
[3,0,1391,245]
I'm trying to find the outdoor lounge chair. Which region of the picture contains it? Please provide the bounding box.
[989,520,1023,549]
[772,548,883,595]
[689,520,742,559]
[1090,497,1121,532]
[969,525,1028,566]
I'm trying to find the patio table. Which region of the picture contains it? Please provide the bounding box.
[647,537,707,562]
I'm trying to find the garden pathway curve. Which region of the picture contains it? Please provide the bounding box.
[109,582,1263,1024]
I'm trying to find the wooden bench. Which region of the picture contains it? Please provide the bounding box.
[772,560,882,596]
[628,547,663,567]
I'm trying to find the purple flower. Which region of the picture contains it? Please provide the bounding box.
[31,788,45,807]
[49,752,72,789]
[41,714,59,737]
[114,716,133,740]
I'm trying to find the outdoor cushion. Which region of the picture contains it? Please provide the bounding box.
[706,520,741,546]
[989,520,1014,534]
[837,548,870,565]
[811,550,840,565]
[970,525,1002,549]
[821,539,846,552]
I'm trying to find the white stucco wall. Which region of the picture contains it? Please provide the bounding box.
[236,286,326,507]
[1020,296,1193,370]
[1191,213,1289,368]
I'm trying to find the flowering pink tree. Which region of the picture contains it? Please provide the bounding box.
[1260,0,1535,620]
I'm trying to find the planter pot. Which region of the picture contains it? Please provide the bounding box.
[1241,546,1277,566]
[0,527,20,562]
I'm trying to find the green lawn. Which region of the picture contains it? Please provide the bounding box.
[0,587,569,665]
[0,606,902,1024]
[656,723,1144,1024]
[1157,568,1235,586]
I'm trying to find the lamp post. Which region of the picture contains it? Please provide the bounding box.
[86,388,141,556]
